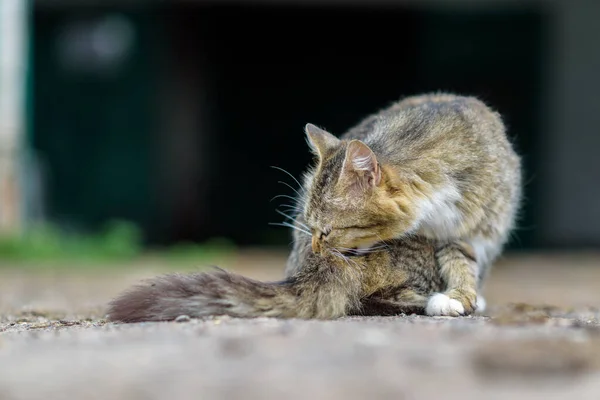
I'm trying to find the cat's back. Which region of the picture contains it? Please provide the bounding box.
[342,93,511,157]
[341,93,465,141]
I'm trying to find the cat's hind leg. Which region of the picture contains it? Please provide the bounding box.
[352,288,429,316]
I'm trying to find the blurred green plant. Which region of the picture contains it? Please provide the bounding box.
[0,220,238,267]
[0,220,143,263]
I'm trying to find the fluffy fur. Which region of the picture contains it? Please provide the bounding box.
[107,234,443,322]
[293,93,521,315]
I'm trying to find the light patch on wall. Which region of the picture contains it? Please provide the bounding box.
[56,14,135,75]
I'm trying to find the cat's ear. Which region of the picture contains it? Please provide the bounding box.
[342,140,382,187]
[305,123,340,158]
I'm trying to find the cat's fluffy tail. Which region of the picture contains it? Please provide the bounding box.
[107,268,312,323]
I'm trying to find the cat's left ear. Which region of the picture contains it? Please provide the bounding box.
[342,140,382,187]
[305,123,340,158]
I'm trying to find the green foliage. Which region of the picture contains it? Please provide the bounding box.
[0,221,238,268]
[0,220,143,263]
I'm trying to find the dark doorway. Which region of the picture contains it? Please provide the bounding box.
[34,3,544,250]
[186,4,544,249]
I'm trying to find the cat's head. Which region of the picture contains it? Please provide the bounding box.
[302,124,417,255]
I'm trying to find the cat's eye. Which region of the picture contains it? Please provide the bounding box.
[336,224,371,231]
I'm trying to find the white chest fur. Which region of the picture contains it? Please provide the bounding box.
[415,184,463,240]
[468,236,500,269]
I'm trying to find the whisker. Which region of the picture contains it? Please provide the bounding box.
[331,249,351,266]
[274,209,311,231]
[270,165,302,188]
[270,194,299,203]
[375,234,393,248]
[279,204,304,213]
[275,208,298,220]
[346,255,362,270]
[279,202,301,208]
[330,249,364,280]
[330,246,388,257]
[268,222,311,236]
[277,181,304,198]
[330,249,351,269]
[363,244,390,252]
[336,245,387,253]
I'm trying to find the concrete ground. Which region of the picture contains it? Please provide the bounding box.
[1,250,600,400]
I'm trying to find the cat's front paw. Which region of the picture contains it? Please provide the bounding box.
[446,288,478,315]
[425,293,465,317]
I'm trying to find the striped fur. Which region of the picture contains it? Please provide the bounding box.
[107,235,444,322]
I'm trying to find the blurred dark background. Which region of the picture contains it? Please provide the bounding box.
[3,0,600,255]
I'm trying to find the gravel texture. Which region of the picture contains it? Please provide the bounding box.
[1,250,600,400]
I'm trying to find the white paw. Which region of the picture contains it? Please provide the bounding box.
[475,296,487,313]
[426,293,465,317]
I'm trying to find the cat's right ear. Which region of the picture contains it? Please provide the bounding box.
[305,123,340,158]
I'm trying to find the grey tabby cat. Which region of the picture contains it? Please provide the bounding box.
[295,93,521,316]
[107,93,520,322]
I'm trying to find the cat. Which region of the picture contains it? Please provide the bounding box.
[291,93,521,316]
[107,233,444,322]
[107,93,520,322]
